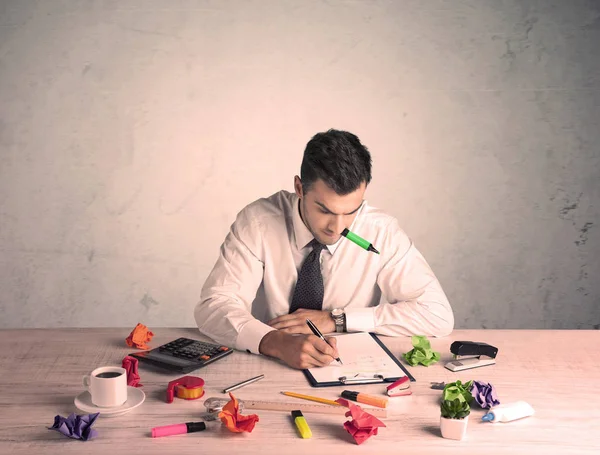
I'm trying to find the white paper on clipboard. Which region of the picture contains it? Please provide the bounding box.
[307,332,407,384]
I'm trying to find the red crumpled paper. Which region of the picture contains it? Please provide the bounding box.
[125,323,154,350]
[121,355,142,387]
[342,401,386,445]
[218,393,259,433]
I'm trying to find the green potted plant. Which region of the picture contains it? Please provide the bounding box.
[440,380,473,440]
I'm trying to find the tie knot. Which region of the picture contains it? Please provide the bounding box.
[309,238,326,253]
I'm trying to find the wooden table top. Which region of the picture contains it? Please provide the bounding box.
[0,328,598,454]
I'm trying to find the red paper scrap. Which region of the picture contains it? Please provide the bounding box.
[342,401,386,445]
[121,355,142,387]
[336,398,351,407]
[125,323,154,350]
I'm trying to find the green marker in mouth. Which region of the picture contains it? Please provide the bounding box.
[341,228,380,254]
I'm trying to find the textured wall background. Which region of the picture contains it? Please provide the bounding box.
[1,0,599,329]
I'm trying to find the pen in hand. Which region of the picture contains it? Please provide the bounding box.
[305,318,343,365]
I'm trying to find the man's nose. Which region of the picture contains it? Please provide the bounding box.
[329,216,345,235]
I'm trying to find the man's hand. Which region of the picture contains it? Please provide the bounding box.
[267,309,335,334]
[258,330,339,369]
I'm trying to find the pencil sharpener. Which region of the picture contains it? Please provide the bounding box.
[166,376,205,403]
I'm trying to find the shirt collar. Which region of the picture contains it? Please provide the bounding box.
[292,194,366,255]
[292,194,314,251]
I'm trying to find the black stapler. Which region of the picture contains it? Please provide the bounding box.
[444,341,498,372]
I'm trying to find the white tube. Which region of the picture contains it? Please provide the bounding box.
[482,401,535,423]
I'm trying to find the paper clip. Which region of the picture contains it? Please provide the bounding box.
[339,374,384,384]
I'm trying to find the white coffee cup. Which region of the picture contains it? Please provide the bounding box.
[83,366,127,407]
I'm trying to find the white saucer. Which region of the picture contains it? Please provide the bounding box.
[74,386,145,417]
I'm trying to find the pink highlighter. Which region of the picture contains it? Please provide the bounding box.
[151,421,206,438]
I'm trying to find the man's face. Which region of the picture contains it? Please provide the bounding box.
[294,176,366,245]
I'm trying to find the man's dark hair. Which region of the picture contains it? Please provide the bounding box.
[300,129,372,195]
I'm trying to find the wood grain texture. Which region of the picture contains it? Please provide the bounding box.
[0,329,598,454]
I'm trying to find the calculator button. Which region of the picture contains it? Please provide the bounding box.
[143,337,232,371]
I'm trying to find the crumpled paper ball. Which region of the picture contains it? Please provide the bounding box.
[470,380,500,409]
[218,392,259,433]
[342,401,386,445]
[48,413,99,441]
[402,335,440,366]
[125,322,154,350]
[122,355,143,387]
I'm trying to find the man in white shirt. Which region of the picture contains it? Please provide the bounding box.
[195,129,454,369]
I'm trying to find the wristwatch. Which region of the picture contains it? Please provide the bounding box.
[331,309,346,333]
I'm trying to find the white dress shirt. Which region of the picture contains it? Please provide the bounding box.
[195,190,454,354]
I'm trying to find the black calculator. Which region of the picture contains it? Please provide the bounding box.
[129,337,234,373]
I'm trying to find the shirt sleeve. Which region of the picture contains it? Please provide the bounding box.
[195,208,275,354]
[345,218,454,337]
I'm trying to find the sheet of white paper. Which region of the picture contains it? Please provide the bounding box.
[307,332,407,384]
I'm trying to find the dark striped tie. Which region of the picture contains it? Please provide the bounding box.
[289,239,326,313]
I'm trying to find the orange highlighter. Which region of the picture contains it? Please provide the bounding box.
[341,390,388,408]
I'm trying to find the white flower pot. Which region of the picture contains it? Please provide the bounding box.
[440,415,469,440]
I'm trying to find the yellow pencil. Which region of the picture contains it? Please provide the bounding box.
[281,391,342,407]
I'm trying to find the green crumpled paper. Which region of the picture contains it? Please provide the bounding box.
[402,335,441,366]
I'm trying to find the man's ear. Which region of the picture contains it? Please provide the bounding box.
[294,175,303,198]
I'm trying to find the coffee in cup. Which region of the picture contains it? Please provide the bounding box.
[83,366,127,407]
[95,372,123,379]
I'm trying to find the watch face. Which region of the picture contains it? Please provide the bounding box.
[332,309,343,317]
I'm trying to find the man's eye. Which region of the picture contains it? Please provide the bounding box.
[319,209,329,214]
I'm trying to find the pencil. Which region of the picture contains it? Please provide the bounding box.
[281,391,342,407]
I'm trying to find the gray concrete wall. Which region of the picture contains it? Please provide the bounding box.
[1,1,598,329]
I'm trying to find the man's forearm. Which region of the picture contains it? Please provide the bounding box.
[195,295,277,354]
[372,298,454,337]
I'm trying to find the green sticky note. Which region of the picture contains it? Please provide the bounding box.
[402,335,441,366]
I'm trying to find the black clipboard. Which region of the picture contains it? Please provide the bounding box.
[302,333,415,388]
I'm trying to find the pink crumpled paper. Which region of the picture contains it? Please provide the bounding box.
[341,400,386,445]
[121,355,142,387]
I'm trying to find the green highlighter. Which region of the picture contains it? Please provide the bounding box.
[341,228,380,254]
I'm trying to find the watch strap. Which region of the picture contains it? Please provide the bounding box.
[332,310,346,333]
